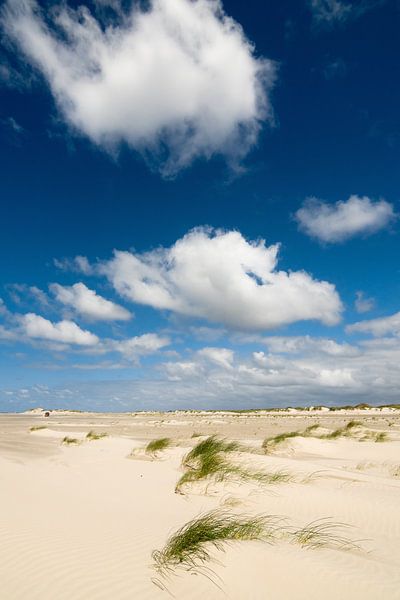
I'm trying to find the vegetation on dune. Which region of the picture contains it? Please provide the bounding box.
[176,435,292,493]
[290,518,361,551]
[29,425,47,431]
[86,430,108,441]
[324,420,362,440]
[152,510,279,579]
[262,419,392,452]
[62,436,80,445]
[152,511,361,584]
[146,437,171,455]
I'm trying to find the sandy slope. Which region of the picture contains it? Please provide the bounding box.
[0,410,400,599]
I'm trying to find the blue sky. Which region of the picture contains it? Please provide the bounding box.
[0,0,399,411]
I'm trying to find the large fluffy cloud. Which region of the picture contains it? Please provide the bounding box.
[19,313,99,345]
[1,0,274,175]
[99,227,342,330]
[295,195,396,243]
[50,282,131,321]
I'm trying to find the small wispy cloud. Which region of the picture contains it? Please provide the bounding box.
[355,291,375,314]
[308,0,386,29]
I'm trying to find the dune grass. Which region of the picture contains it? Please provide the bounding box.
[324,420,362,440]
[262,430,300,452]
[86,430,108,441]
[146,437,171,455]
[152,511,360,583]
[374,432,388,443]
[290,518,360,551]
[152,510,278,579]
[62,436,80,445]
[30,425,47,432]
[176,435,292,493]
[263,420,370,452]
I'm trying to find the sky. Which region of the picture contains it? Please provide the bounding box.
[0,0,399,411]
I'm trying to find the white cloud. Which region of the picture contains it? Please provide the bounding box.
[54,255,93,275]
[263,335,358,357]
[19,313,99,345]
[4,331,400,410]
[355,290,375,314]
[198,346,234,369]
[50,282,131,321]
[108,333,170,360]
[100,227,342,330]
[346,311,400,337]
[2,0,275,175]
[308,0,384,28]
[295,195,396,243]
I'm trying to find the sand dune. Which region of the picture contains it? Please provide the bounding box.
[1,410,400,599]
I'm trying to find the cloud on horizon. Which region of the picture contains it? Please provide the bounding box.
[1,0,275,176]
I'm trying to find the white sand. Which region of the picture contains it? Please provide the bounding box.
[1,410,400,599]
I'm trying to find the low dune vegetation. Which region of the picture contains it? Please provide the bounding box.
[61,436,80,445]
[86,431,108,441]
[29,425,47,432]
[263,420,389,453]
[152,510,360,584]
[152,510,279,581]
[145,437,171,455]
[175,435,292,494]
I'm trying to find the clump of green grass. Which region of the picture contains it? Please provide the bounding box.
[303,423,321,434]
[183,436,240,467]
[262,431,300,453]
[146,437,171,455]
[152,510,279,580]
[152,512,361,584]
[375,432,387,443]
[176,435,291,493]
[30,425,47,432]
[324,420,363,440]
[290,518,360,551]
[86,430,108,441]
[62,436,80,445]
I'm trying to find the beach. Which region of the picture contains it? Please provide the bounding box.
[1,408,400,599]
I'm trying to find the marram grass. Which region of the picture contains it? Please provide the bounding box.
[152,511,361,584]
[152,510,279,579]
[62,436,80,445]
[176,435,292,493]
[86,430,108,441]
[146,437,171,454]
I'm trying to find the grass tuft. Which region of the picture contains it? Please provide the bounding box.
[152,510,278,579]
[62,436,80,445]
[375,432,387,443]
[176,435,291,493]
[146,437,171,455]
[86,430,108,441]
[30,425,47,432]
[290,518,360,551]
[262,430,300,452]
[152,512,361,584]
